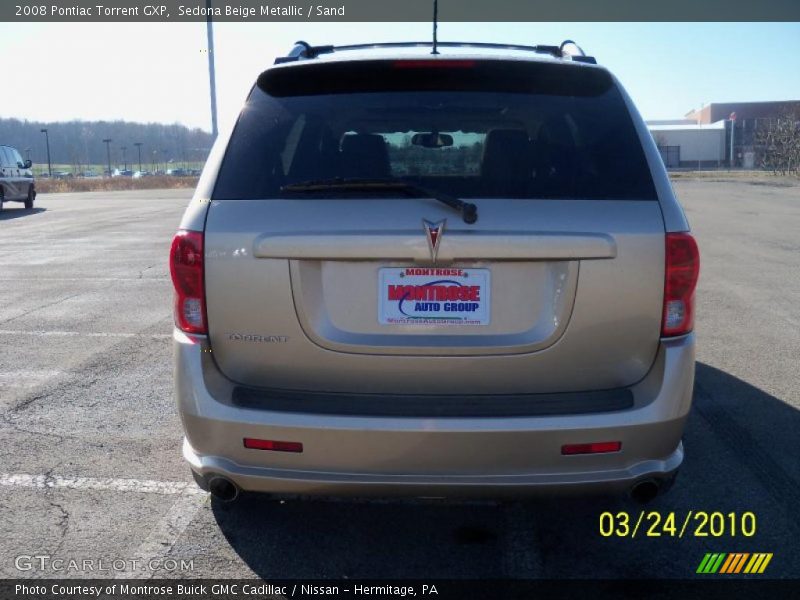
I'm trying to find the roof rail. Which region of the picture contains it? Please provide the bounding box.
[274,40,596,65]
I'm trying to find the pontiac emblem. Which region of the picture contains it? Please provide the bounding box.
[423,219,446,263]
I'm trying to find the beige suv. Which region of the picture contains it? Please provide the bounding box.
[171,41,699,503]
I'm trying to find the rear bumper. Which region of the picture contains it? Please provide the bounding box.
[175,331,694,498]
[183,437,682,498]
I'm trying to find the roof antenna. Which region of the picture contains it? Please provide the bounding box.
[431,0,439,55]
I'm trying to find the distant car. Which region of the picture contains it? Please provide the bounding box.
[133,170,152,179]
[53,171,74,180]
[112,169,134,177]
[0,145,35,210]
[167,168,187,177]
[172,40,700,504]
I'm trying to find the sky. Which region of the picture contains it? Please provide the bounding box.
[1,21,799,132]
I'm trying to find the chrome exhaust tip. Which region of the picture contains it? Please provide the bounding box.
[629,479,660,504]
[208,476,240,502]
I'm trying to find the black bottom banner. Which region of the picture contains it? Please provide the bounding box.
[4,579,799,600]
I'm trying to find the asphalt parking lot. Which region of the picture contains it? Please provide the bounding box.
[0,179,798,580]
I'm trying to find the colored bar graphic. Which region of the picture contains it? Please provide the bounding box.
[698,553,773,575]
[758,554,773,573]
[721,553,749,573]
[734,553,750,573]
[710,553,726,573]
[696,553,713,573]
[721,553,738,573]
[719,554,736,573]
[697,553,725,573]
[744,554,761,574]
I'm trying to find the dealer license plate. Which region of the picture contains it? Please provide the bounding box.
[378,267,490,326]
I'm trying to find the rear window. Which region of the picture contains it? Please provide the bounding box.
[0,147,13,168]
[213,60,657,200]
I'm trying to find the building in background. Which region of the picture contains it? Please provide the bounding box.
[684,101,800,124]
[648,121,726,169]
[647,100,800,169]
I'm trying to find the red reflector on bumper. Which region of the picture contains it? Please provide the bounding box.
[243,438,303,453]
[561,441,622,455]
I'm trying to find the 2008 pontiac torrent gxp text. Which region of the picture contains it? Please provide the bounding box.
[171,41,699,503]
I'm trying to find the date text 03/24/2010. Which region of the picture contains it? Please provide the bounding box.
[600,511,757,538]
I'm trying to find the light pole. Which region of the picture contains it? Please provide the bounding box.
[40,128,52,177]
[121,145,127,171]
[102,139,112,177]
[206,0,218,139]
[134,142,143,173]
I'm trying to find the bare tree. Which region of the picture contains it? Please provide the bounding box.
[755,111,800,176]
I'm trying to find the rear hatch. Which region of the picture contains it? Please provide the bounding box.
[203,58,665,395]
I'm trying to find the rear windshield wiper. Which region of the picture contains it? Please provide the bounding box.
[280,178,478,224]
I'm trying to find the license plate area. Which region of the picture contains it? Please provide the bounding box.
[378,267,491,326]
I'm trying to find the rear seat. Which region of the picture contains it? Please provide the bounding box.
[339,134,391,179]
[480,129,533,196]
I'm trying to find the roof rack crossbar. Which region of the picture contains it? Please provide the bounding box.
[274,41,596,65]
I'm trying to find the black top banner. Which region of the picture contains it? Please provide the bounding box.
[4,0,800,22]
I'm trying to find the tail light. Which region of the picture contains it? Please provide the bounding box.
[392,59,476,69]
[662,232,700,337]
[169,230,206,334]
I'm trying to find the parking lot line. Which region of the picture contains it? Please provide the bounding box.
[0,278,167,282]
[0,473,204,496]
[116,492,207,579]
[0,330,170,339]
